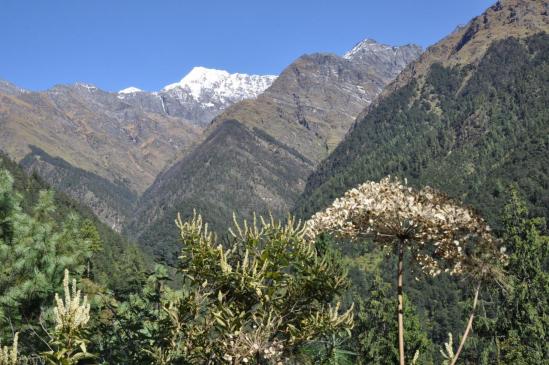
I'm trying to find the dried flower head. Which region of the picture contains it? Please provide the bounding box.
[306,177,502,276]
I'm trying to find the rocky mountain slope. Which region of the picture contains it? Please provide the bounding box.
[295,0,549,228]
[343,38,425,81]
[0,68,275,229]
[118,67,277,125]
[129,40,422,260]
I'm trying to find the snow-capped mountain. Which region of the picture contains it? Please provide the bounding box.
[117,67,276,125]
[163,66,276,102]
[118,86,143,94]
[343,38,422,80]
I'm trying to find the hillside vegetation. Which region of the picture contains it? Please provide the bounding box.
[0,152,149,294]
[296,33,549,229]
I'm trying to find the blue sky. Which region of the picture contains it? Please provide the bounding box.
[0,0,495,92]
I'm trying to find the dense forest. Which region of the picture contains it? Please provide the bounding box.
[20,146,139,229]
[1,154,547,364]
[296,34,549,229]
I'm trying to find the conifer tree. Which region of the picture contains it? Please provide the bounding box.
[352,274,431,365]
[0,171,18,245]
[0,170,92,343]
[476,189,549,364]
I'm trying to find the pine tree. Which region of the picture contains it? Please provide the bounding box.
[0,170,92,346]
[352,274,432,365]
[0,171,19,245]
[476,189,549,364]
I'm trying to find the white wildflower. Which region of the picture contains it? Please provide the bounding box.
[53,269,90,332]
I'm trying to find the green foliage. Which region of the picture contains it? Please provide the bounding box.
[1,163,547,363]
[474,190,549,364]
[89,213,354,364]
[90,266,207,364]
[0,159,149,360]
[176,212,354,363]
[0,172,18,245]
[298,333,357,365]
[0,170,92,339]
[296,33,549,231]
[0,152,150,299]
[351,274,432,365]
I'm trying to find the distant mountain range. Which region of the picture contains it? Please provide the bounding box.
[0,36,421,258]
[0,67,276,230]
[127,41,422,260]
[117,66,277,125]
[1,0,545,266]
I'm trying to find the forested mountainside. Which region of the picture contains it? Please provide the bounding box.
[128,119,314,261]
[0,68,273,229]
[20,146,139,232]
[295,0,549,230]
[1,0,548,363]
[0,152,150,296]
[129,42,422,261]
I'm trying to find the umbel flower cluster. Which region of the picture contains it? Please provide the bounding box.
[0,333,18,365]
[53,269,90,333]
[306,176,501,276]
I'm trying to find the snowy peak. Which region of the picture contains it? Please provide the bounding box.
[163,67,230,93]
[343,38,422,60]
[344,38,394,59]
[119,86,143,94]
[343,38,422,80]
[162,66,277,102]
[107,67,278,126]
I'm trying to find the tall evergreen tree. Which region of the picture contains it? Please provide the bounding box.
[0,170,92,346]
[352,273,432,364]
[475,189,549,364]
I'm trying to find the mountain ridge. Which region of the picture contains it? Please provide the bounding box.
[0,66,277,228]
[294,0,548,227]
[128,39,422,260]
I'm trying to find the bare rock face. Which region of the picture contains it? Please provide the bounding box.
[344,39,423,80]
[129,39,422,259]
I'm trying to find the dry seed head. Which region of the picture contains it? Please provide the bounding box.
[306,177,503,276]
